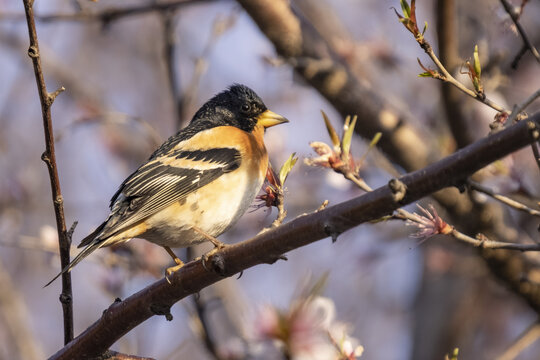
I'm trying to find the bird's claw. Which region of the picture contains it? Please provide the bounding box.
[164,263,184,284]
[201,245,228,275]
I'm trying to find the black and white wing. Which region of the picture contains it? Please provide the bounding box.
[88,147,241,243]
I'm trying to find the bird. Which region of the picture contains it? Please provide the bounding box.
[46,84,288,286]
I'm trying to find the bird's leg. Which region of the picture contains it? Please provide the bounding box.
[191,226,227,249]
[190,226,229,272]
[163,246,185,279]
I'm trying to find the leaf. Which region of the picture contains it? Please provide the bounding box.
[278,153,298,186]
[356,132,382,172]
[417,58,436,77]
[369,132,382,148]
[392,7,404,20]
[344,115,351,129]
[321,110,340,148]
[400,0,411,18]
[341,115,357,158]
[473,45,481,77]
[308,272,329,297]
[422,21,428,35]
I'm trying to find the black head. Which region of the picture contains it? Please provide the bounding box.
[190,84,288,132]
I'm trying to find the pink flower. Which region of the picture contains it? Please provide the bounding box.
[406,204,452,242]
[254,296,363,359]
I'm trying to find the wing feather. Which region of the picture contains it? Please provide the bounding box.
[98,147,241,239]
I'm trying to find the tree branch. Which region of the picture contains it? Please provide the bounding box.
[22,0,73,345]
[49,113,540,359]
[4,0,219,24]
[497,322,540,360]
[500,0,540,65]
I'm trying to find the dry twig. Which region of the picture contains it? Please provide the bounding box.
[500,0,540,65]
[395,0,507,113]
[496,322,540,360]
[2,0,218,24]
[22,0,73,345]
[468,180,540,217]
[395,206,540,252]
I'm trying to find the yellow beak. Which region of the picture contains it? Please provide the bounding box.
[257,109,289,128]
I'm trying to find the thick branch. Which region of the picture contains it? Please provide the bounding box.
[22,0,73,345]
[49,114,540,359]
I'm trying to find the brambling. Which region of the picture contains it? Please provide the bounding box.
[46,84,288,286]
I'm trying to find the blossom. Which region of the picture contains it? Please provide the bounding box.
[305,111,379,193]
[329,323,364,360]
[304,141,342,169]
[406,204,452,241]
[254,296,363,360]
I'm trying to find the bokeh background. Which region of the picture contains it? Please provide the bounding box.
[0,0,539,359]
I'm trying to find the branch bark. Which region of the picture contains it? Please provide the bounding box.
[22,0,73,345]
[49,113,540,359]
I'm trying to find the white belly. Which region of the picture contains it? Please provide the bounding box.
[139,166,264,248]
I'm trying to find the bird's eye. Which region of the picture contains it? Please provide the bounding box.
[241,103,251,112]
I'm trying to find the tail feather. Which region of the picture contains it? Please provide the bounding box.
[44,239,105,287]
[78,221,107,248]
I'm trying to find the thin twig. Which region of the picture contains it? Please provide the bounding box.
[2,0,219,24]
[22,0,73,345]
[506,88,540,172]
[508,88,540,124]
[395,207,540,252]
[396,3,507,113]
[451,230,540,251]
[496,322,540,360]
[468,180,540,217]
[271,190,287,227]
[317,200,329,212]
[500,0,540,65]
[343,171,372,192]
[419,39,507,113]
[511,44,529,69]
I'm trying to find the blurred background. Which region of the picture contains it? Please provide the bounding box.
[0,0,539,359]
